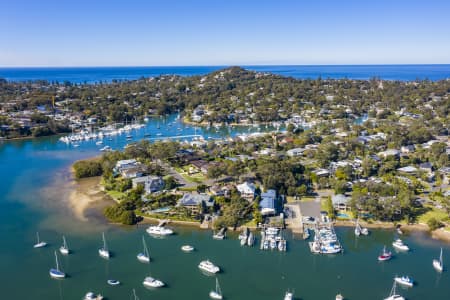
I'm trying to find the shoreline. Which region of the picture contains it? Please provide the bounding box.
[65,172,450,243]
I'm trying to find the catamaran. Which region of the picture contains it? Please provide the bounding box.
[378,246,392,261]
[199,260,220,274]
[98,232,110,259]
[59,235,70,255]
[49,251,66,279]
[137,236,150,263]
[33,232,47,248]
[384,281,405,300]
[209,277,223,299]
[433,247,444,272]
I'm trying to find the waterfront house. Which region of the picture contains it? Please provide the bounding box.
[236,181,256,201]
[260,189,277,216]
[286,147,305,157]
[177,193,214,215]
[121,166,145,179]
[132,175,164,194]
[332,194,350,211]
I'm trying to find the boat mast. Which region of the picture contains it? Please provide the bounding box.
[102,232,108,251]
[143,236,149,257]
[216,278,221,295]
[36,232,40,243]
[54,251,60,271]
[63,236,67,249]
[440,247,443,265]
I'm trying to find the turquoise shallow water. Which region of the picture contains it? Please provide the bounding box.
[0,116,449,300]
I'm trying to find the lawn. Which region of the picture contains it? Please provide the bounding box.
[106,190,126,202]
[417,205,449,224]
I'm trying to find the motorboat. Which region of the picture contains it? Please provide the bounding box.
[181,245,194,252]
[284,291,293,300]
[49,251,66,279]
[59,235,70,255]
[392,239,409,251]
[199,260,220,274]
[394,275,414,287]
[433,247,444,272]
[143,276,165,288]
[146,225,173,236]
[378,246,392,261]
[209,278,223,299]
[384,281,405,300]
[137,236,150,263]
[34,232,47,248]
[83,292,104,300]
[98,232,110,259]
[107,279,120,286]
[361,227,369,235]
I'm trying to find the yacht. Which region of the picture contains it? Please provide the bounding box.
[146,225,173,236]
[433,248,444,272]
[98,232,110,259]
[33,232,47,248]
[336,294,344,300]
[137,236,150,263]
[378,246,392,261]
[392,239,409,251]
[198,260,220,274]
[107,279,120,286]
[394,275,414,287]
[142,276,165,288]
[181,245,194,252]
[361,227,369,235]
[59,235,70,255]
[209,278,223,299]
[83,292,104,300]
[49,251,66,279]
[354,222,361,236]
[284,291,293,300]
[384,281,404,300]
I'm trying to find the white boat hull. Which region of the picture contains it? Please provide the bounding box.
[34,242,47,248]
[394,277,413,287]
[99,248,110,259]
[59,247,69,255]
[209,291,223,299]
[433,259,443,272]
[137,254,150,263]
[49,269,66,279]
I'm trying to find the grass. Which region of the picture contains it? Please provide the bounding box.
[301,196,316,202]
[106,190,126,201]
[417,205,448,224]
[242,219,258,227]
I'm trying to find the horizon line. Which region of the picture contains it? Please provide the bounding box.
[2,63,450,69]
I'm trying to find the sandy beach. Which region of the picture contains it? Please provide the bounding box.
[68,176,112,221]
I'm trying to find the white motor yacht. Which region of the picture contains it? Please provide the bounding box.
[143,276,165,288]
[392,239,409,251]
[146,225,173,236]
[199,260,220,274]
[394,275,414,287]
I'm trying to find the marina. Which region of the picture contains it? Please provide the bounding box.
[309,223,343,254]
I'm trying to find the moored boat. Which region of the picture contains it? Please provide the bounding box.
[209,278,223,299]
[98,232,110,259]
[378,246,392,261]
[199,260,220,274]
[181,245,194,252]
[143,276,164,288]
[146,225,173,236]
[59,235,70,255]
[433,247,444,272]
[34,232,47,248]
[107,279,120,286]
[284,291,293,300]
[83,292,104,300]
[49,251,66,279]
[384,281,405,300]
[394,275,414,287]
[392,239,409,251]
[137,236,150,263]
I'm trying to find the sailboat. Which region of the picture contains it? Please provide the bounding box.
[98,232,110,259]
[209,278,223,299]
[433,247,444,272]
[132,289,139,300]
[33,232,47,248]
[354,220,361,236]
[384,280,405,300]
[59,235,70,255]
[378,246,392,261]
[137,236,150,263]
[49,251,66,279]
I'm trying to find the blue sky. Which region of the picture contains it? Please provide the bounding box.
[1,0,450,66]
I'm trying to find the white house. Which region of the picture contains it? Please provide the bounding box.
[236,182,256,201]
[286,148,305,157]
[132,175,164,194]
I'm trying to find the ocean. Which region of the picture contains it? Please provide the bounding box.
[1,65,450,83]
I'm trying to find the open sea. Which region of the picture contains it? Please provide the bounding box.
[1,65,450,83]
[0,67,449,299]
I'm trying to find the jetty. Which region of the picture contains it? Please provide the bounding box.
[308,223,342,254]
